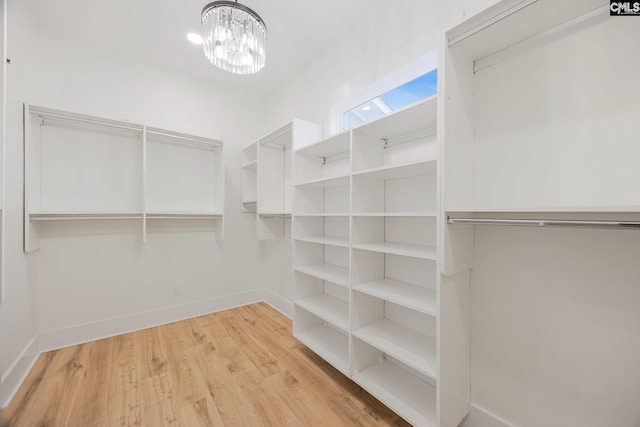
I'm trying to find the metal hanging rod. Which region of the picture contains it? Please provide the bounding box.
[34,110,142,133]
[259,214,291,220]
[447,217,640,229]
[146,129,222,148]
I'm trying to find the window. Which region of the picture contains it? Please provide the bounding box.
[342,69,438,130]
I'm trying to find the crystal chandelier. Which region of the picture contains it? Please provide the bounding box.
[201,1,267,75]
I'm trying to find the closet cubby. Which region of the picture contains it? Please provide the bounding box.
[294,271,349,333]
[352,251,437,316]
[292,181,350,216]
[352,336,437,427]
[241,142,257,212]
[23,104,224,252]
[293,240,350,288]
[352,165,437,215]
[293,130,351,184]
[293,306,350,376]
[351,216,437,259]
[293,215,349,247]
[352,292,437,382]
[352,96,437,173]
[245,119,322,239]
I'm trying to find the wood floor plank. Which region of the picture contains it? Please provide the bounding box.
[0,303,410,427]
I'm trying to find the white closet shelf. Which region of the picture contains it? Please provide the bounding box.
[294,130,350,158]
[294,235,350,248]
[29,212,143,221]
[353,95,438,142]
[294,325,349,375]
[294,213,350,217]
[446,205,640,213]
[242,160,257,170]
[353,280,437,317]
[353,360,436,427]
[294,263,350,288]
[352,160,437,180]
[295,295,349,333]
[295,175,350,188]
[352,242,437,260]
[353,319,437,381]
[146,212,223,220]
[352,212,437,217]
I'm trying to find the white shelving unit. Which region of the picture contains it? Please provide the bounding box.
[243,119,322,239]
[292,97,445,426]
[23,104,224,252]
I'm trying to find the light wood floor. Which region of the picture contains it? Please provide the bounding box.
[0,302,410,426]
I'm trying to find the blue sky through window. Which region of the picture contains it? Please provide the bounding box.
[343,69,438,130]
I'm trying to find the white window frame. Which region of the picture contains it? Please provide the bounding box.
[330,50,438,133]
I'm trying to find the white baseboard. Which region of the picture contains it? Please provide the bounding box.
[262,289,293,318]
[0,336,39,408]
[460,403,514,427]
[1,290,294,409]
[38,289,265,353]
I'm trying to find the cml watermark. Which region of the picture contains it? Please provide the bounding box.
[610,1,640,15]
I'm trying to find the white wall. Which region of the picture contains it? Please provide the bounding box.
[0,0,39,405]
[471,225,640,426]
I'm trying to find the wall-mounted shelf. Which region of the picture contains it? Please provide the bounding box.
[352,318,437,381]
[295,295,349,333]
[294,263,350,288]
[23,104,224,252]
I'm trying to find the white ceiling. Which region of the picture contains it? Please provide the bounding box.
[25,0,373,98]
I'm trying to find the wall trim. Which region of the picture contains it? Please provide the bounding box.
[38,289,265,353]
[262,289,293,318]
[0,336,39,408]
[461,403,514,427]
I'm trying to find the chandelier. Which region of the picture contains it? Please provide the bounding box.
[201,1,267,75]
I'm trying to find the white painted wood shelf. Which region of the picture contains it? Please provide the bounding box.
[294,236,350,248]
[353,318,437,381]
[294,325,349,375]
[294,213,350,218]
[295,295,349,333]
[352,160,437,180]
[29,212,144,221]
[352,212,437,217]
[353,360,437,427]
[294,263,350,288]
[352,242,437,260]
[353,279,437,316]
[295,175,350,189]
[242,160,257,170]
